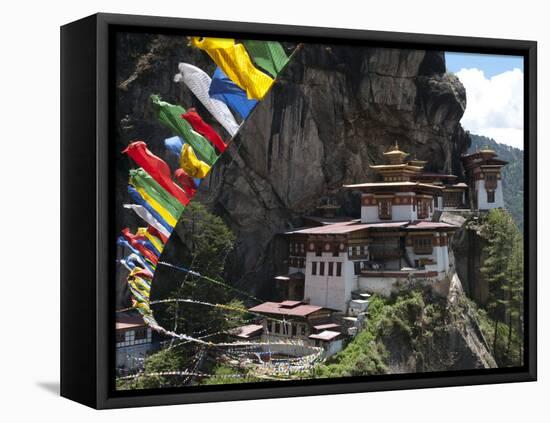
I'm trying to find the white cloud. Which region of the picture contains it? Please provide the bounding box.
[455,67,524,149]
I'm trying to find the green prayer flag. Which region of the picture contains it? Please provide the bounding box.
[150,95,218,166]
[243,40,289,78]
[130,168,185,218]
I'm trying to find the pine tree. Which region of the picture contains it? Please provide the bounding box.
[480,209,524,365]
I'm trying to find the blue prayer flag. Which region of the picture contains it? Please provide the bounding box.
[209,68,258,120]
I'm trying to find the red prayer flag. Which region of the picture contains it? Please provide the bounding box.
[122,228,159,265]
[134,268,153,280]
[174,168,197,198]
[147,225,168,244]
[123,141,190,206]
[181,109,228,153]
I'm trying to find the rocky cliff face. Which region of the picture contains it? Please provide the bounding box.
[196,43,471,297]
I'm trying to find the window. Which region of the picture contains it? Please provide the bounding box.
[413,237,433,254]
[116,331,125,343]
[300,325,306,336]
[292,323,297,336]
[320,262,325,276]
[417,199,430,219]
[487,190,495,203]
[378,198,392,219]
[354,261,361,275]
[315,247,322,257]
[275,322,281,334]
[332,247,339,257]
[135,327,148,340]
[311,262,317,275]
[485,173,497,188]
[336,262,342,276]
[328,262,334,276]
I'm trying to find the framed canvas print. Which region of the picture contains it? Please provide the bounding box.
[60,13,537,409]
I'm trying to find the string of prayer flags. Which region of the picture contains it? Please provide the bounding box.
[179,144,211,179]
[209,67,258,120]
[174,63,239,136]
[129,168,184,220]
[243,40,289,78]
[123,204,171,239]
[137,227,165,255]
[130,183,179,228]
[181,108,227,153]
[151,94,218,166]
[191,37,274,100]
[174,168,197,197]
[129,266,154,281]
[123,141,190,206]
[122,228,159,265]
[126,253,155,274]
[127,186,175,231]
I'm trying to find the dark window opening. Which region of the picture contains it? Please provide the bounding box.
[328,262,334,276]
[320,262,325,276]
[336,262,342,277]
[311,262,317,275]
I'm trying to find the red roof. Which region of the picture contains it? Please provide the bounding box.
[286,221,408,235]
[309,330,341,341]
[343,181,443,190]
[116,314,146,330]
[230,324,263,339]
[249,301,325,317]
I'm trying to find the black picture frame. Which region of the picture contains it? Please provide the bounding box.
[60,12,537,409]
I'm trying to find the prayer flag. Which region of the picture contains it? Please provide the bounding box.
[209,67,258,120]
[243,40,289,78]
[151,95,218,166]
[123,204,171,238]
[191,37,274,100]
[122,228,159,265]
[123,141,190,206]
[174,168,197,197]
[174,63,239,136]
[129,168,184,220]
[181,108,227,153]
[164,136,185,158]
[179,144,211,179]
[127,186,174,232]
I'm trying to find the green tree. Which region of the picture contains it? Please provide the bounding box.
[479,209,524,366]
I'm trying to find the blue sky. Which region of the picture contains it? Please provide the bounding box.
[445,52,523,78]
[444,52,524,149]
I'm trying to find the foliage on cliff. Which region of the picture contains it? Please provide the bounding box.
[315,288,468,377]
[469,134,524,231]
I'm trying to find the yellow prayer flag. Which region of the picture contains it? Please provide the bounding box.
[133,184,178,227]
[179,144,211,179]
[145,231,165,254]
[192,37,274,100]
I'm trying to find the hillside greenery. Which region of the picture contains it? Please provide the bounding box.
[469,133,524,231]
[478,209,524,367]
